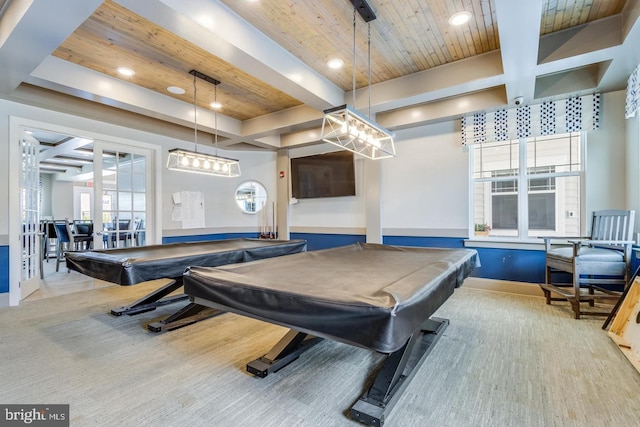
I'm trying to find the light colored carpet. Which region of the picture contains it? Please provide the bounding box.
[1,282,639,426]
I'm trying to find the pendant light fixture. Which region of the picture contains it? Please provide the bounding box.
[320,0,395,160]
[167,70,241,177]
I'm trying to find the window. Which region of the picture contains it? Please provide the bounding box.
[472,133,583,239]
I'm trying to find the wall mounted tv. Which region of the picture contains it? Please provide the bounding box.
[291,151,356,199]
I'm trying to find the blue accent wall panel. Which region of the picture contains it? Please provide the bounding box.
[0,245,9,294]
[467,247,546,283]
[382,235,546,283]
[383,236,465,248]
[290,233,365,251]
[163,232,258,244]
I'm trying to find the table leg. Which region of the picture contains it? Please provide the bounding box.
[147,303,224,333]
[350,317,449,427]
[110,278,187,316]
[246,329,322,378]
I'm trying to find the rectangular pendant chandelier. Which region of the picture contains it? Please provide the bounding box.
[167,148,241,177]
[321,105,395,160]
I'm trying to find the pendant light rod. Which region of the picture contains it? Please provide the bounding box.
[188,69,221,155]
[368,22,371,119]
[192,71,198,153]
[352,7,357,109]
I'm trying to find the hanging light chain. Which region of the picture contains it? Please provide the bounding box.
[352,6,357,109]
[214,84,218,155]
[368,21,371,119]
[193,71,198,153]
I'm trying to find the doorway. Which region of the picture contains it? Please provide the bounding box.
[9,117,161,306]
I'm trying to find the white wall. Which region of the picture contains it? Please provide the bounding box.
[625,104,640,234]
[162,149,277,232]
[382,121,469,236]
[51,180,74,220]
[586,90,628,216]
[39,174,53,218]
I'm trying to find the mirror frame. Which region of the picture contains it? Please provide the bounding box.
[234,180,268,214]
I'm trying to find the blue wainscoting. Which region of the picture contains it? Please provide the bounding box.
[383,236,465,248]
[162,232,258,244]
[382,235,546,283]
[289,233,365,251]
[0,245,9,294]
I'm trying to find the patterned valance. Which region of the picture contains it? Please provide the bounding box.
[626,65,640,119]
[461,93,600,145]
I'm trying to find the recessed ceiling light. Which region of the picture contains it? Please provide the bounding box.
[167,86,186,94]
[327,58,344,69]
[448,11,472,26]
[210,101,222,109]
[116,67,135,76]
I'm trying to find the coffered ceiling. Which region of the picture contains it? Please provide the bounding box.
[1,0,639,153]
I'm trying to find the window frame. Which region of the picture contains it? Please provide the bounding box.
[469,132,585,240]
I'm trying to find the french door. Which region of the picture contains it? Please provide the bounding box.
[92,141,154,249]
[19,133,41,299]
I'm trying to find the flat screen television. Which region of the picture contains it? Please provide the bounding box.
[291,151,356,199]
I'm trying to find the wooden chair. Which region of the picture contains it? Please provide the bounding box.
[540,209,635,319]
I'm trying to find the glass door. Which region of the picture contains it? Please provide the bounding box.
[19,133,41,299]
[93,141,154,249]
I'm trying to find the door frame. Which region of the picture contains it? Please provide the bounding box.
[8,116,162,306]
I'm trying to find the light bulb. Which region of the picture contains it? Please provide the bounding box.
[222,163,229,172]
[192,158,200,168]
[180,156,189,166]
[213,162,221,171]
[203,160,211,169]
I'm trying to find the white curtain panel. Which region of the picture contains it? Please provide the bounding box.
[626,64,639,119]
[461,93,600,145]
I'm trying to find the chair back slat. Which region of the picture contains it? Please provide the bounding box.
[590,209,635,248]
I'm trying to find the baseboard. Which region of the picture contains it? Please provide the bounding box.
[463,277,545,297]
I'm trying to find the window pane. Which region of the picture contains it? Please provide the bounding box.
[527,133,581,172]
[474,139,519,179]
[527,175,581,238]
[133,192,145,210]
[492,194,517,229]
[528,193,555,229]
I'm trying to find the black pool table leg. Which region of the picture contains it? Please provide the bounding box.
[246,329,322,378]
[110,278,188,316]
[146,303,224,333]
[351,317,449,427]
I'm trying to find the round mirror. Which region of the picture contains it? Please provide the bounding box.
[235,180,268,214]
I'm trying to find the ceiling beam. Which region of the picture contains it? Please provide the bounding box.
[0,0,103,93]
[39,137,93,162]
[493,0,544,106]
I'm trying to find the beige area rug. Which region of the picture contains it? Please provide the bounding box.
[1,283,639,426]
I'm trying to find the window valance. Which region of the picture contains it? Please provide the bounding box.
[461,93,600,145]
[626,65,639,119]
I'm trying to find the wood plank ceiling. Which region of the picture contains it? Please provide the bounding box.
[41,0,632,126]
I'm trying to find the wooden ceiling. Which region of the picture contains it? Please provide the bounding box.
[1,0,638,152]
[52,0,302,121]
